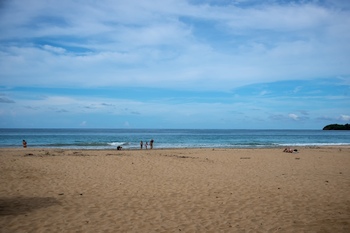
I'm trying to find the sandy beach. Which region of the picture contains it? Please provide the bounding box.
[1,147,349,232]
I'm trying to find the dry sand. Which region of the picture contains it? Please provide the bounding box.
[0,147,349,233]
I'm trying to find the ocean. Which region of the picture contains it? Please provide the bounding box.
[1,128,349,149]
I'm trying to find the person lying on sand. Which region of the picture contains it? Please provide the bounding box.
[283,147,298,153]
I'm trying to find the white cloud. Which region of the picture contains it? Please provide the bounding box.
[42,45,66,54]
[339,115,350,121]
[288,113,299,121]
[0,0,349,91]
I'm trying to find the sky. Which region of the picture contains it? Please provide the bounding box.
[0,0,349,129]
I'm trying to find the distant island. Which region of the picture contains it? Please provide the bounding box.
[323,124,350,130]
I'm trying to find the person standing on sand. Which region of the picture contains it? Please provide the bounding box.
[22,140,27,148]
[140,141,143,149]
[145,142,148,149]
[150,139,154,149]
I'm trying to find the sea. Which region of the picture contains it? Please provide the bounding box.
[0,128,349,149]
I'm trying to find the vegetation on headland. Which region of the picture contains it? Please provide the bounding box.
[323,124,350,130]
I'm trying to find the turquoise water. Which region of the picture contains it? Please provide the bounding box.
[0,128,349,149]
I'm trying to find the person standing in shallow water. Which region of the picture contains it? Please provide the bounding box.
[22,140,27,148]
[140,141,143,149]
[150,139,154,149]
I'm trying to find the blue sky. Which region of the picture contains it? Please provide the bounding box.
[0,0,349,129]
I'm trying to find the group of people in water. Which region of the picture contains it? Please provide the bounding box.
[117,139,155,150]
[140,139,154,149]
[116,139,155,150]
[21,139,155,150]
[22,139,296,152]
[21,138,299,153]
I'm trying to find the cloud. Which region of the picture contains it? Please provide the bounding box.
[24,105,39,110]
[80,121,87,126]
[42,45,66,54]
[0,1,349,129]
[101,103,115,107]
[288,113,299,121]
[339,114,350,121]
[0,0,349,90]
[56,109,69,113]
[0,81,347,128]
[259,90,269,96]
[299,110,309,116]
[0,96,15,103]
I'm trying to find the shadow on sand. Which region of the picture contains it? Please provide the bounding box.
[0,196,60,216]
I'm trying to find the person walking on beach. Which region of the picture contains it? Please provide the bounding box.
[150,139,154,149]
[140,141,143,149]
[145,142,148,149]
[22,140,27,148]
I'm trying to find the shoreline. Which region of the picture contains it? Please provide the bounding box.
[1,144,350,152]
[1,147,350,232]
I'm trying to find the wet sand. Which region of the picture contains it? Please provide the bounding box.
[1,147,349,232]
